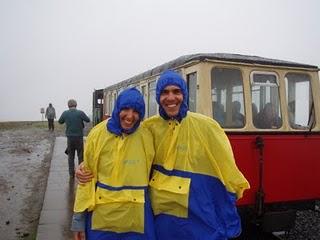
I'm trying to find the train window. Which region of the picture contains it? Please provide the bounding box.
[285,73,313,129]
[187,72,197,112]
[97,99,103,105]
[250,72,282,129]
[107,93,112,114]
[148,80,157,116]
[211,67,245,128]
[111,92,117,112]
[141,85,146,98]
[141,85,148,118]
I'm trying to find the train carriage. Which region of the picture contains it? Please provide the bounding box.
[93,53,320,234]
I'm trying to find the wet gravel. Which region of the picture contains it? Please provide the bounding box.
[0,123,56,240]
[0,121,90,240]
[282,203,320,240]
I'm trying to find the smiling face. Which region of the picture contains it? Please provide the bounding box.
[159,85,184,118]
[119,108,140,130]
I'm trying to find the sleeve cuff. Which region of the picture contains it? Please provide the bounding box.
[71,211,86,232]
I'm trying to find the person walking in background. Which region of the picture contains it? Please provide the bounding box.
[58,99,90,177]
[45,103,56,131]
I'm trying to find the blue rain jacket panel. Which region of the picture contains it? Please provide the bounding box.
[143,112,250,240]
[73,120,155,240]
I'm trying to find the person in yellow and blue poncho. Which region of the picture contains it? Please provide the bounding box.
[142,70,250,240]
[71,88,156,240]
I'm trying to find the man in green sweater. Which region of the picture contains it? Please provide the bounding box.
[58,99,90,177]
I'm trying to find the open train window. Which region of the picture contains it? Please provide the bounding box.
[285,73,314,129]
[211,67,245,128]
[187,72,197,112]
[148,80,157,117]
[250,71,282,129]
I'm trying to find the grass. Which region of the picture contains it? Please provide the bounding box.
[0,121,92,136]
[0,121,51,130]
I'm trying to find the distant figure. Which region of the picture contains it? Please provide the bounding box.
[232,101,245,127]
[254,102,282,129]
[45,103,56,131]
[58,99,90,177]
[212,101,225,126]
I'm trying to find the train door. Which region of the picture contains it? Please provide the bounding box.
[92,89,104,126]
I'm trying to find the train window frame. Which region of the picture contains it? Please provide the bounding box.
[211,67,246,128]
[111,92,117,113]
[250,71,282,129]
[140,84,148,118]
[187,72,197,112]
[285,72,314,130]
[148,79,157,117]
[250,71,279,87]
[107,92,112,115]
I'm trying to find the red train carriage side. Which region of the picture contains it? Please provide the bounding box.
[232,134,320,206]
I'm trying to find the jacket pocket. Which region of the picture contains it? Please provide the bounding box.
[92,187,145,233]
[149,170,191,218]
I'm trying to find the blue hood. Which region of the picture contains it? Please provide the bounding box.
[107,88,145,135]
[156,70,188,121]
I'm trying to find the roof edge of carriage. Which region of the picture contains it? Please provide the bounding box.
[105,53,319,90]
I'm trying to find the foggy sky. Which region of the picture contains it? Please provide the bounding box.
[0,0,319,121]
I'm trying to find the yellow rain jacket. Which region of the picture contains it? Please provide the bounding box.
[143,111,250,239]
[73,120,155,238]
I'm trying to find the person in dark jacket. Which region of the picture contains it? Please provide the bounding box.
[58,99,90,177]
[45,103,56,131]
